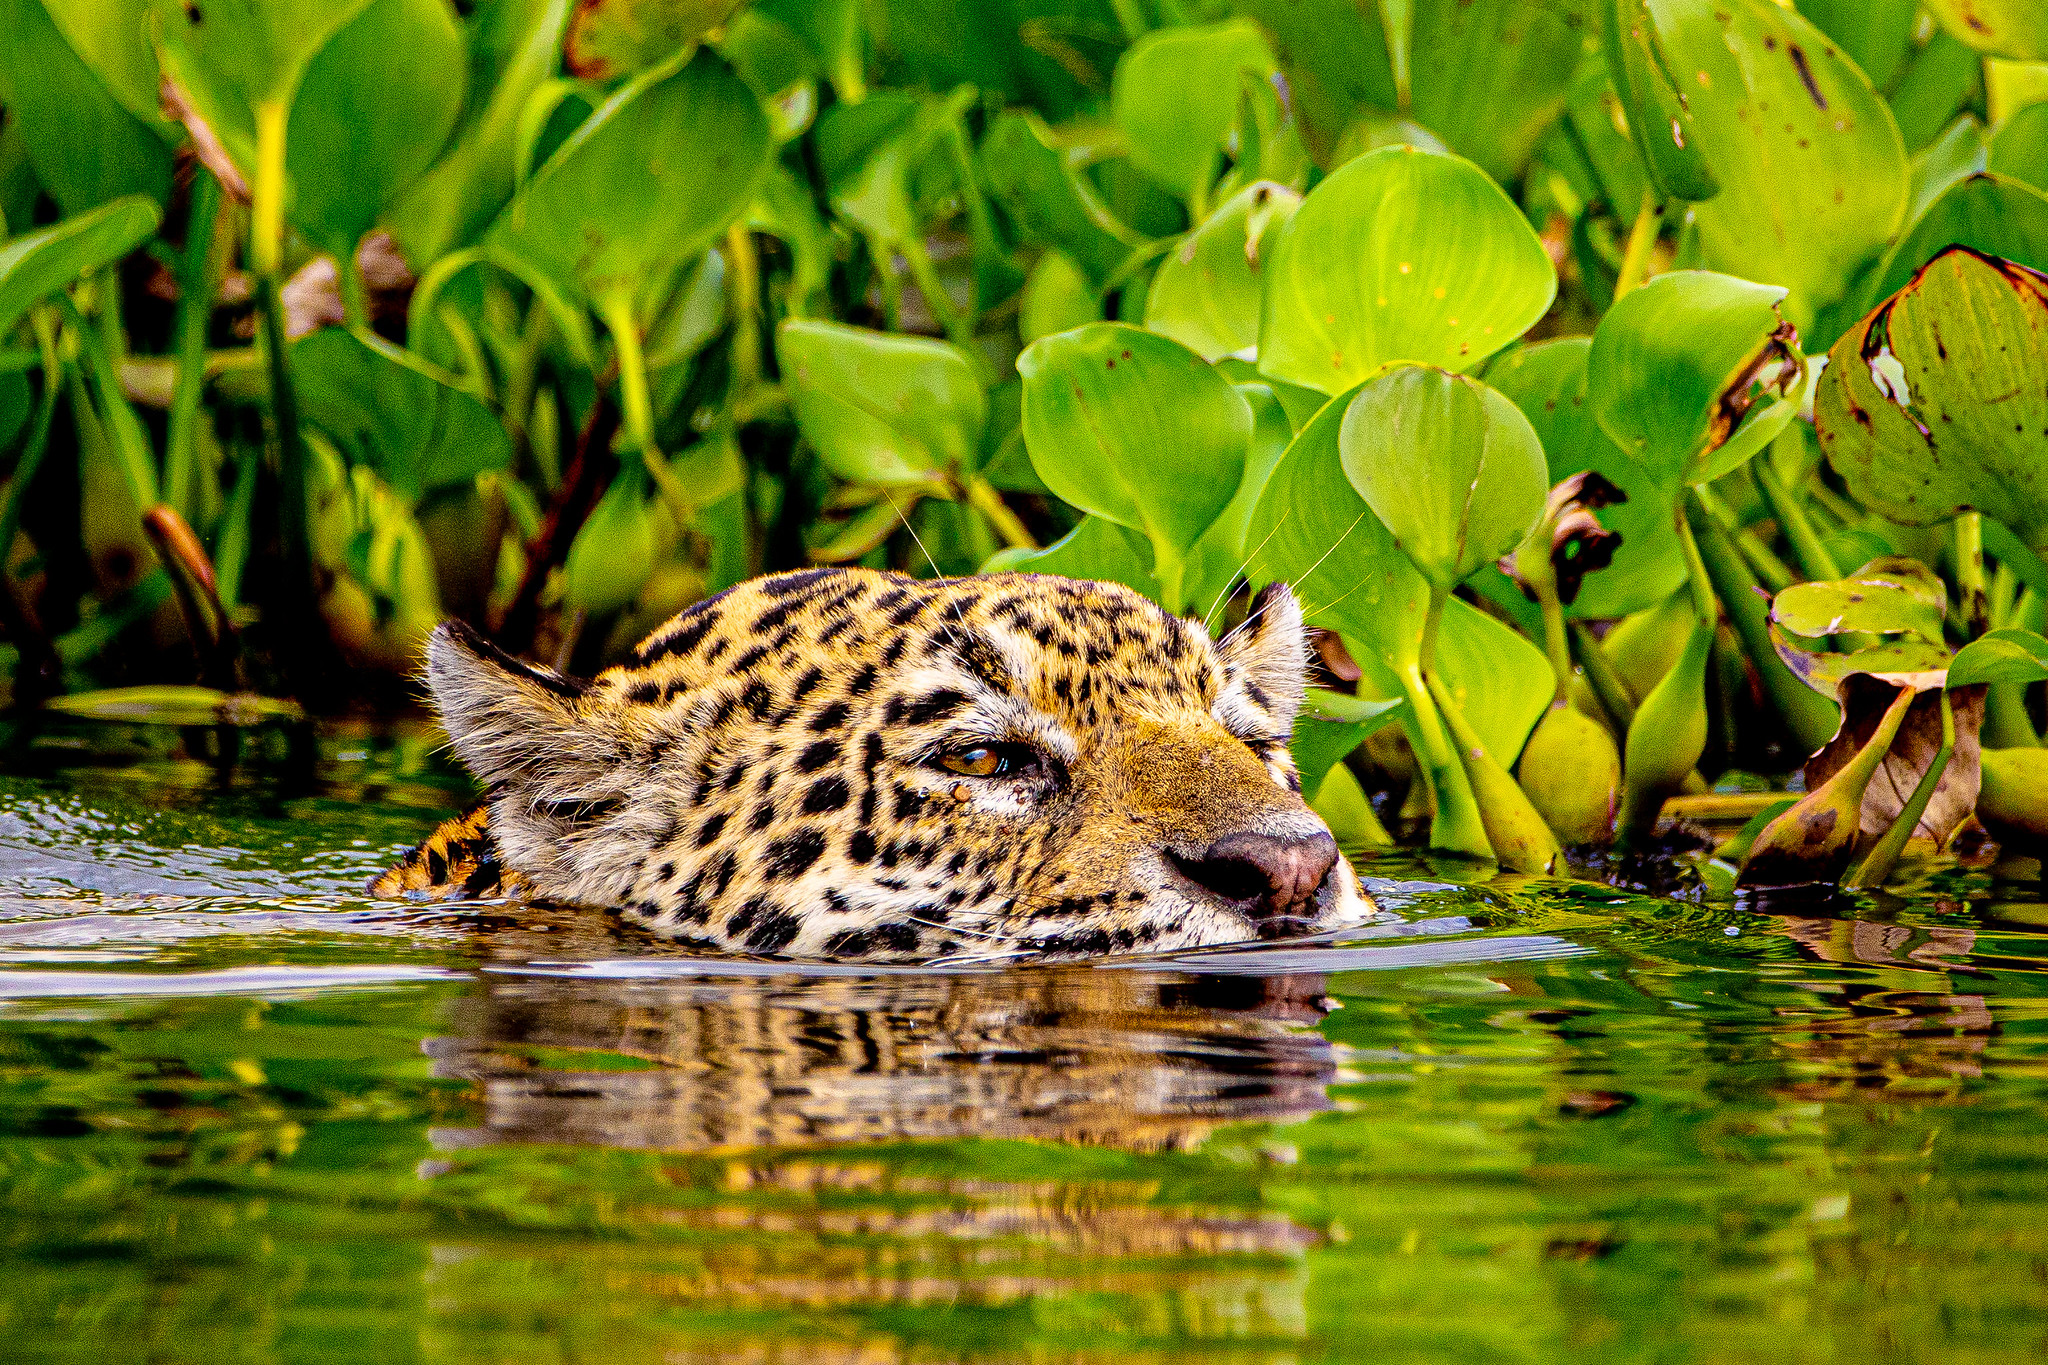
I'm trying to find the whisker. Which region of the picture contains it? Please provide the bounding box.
[883,488,975,651]
[1200,506,1292,636]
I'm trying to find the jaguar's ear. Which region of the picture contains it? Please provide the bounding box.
[1215,580,1308,737]
[425,622,614,790]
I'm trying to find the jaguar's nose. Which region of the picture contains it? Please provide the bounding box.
[1175,829,1339,926]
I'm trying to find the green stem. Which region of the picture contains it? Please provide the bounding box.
[1410,583,1494,859]
[597,288,694,526]
[54,292,158,509]
[250,101,288,280]
[255,272,312,618]
[1846,690,1953,889]
[338,239,371,330]
[1613,190,1660,299]
[1570,620,1636,732]
[1695,481,1794,593]
[961,474,1036,551]
[214,446,259,609]
[725,223,763,393]
[0,308,64,563]
[1955,511,1989,639]
[1690,498,1842,755]
[1673,491,1718,628]
[1753,443,1841,583]
[1107,0,1147,41]
[899,231,970,350]
[165,171,222,523]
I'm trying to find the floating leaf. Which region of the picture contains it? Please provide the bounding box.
[0,196,161,341]
[778,319,985,488]
[1337,364,1547,592]
[1588,270,1805,487]
[1771,556,1948,644]
[1257,147,1555,395]
[1949,628,2048,688]
[42,686,304,725]
[285,0,467,259]
[488,48,771,308]
[292,328,513,500]
[1111,19,1275,200]
[1017,324,1250,607]
[1144,181,1301,362]
[565,0,747,80]
[1815,247,2048,552]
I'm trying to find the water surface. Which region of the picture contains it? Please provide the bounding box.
[2,717,2045,1363]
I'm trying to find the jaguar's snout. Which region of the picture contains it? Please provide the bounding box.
[1172,828,1339,931]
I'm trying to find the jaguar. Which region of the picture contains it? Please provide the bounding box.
[372,567,1375,960]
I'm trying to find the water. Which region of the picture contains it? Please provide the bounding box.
[2,717,2045,1363]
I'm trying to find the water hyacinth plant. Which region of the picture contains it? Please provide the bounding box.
[1,0,2046,889]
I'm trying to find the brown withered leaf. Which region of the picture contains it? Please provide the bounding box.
[1500,470,1627,606]
[159,74,249,203]
[1806,675,1984,847]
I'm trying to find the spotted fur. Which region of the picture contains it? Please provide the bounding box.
[373,569,1375,960]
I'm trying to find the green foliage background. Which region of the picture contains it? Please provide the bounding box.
[2,0,2048,880]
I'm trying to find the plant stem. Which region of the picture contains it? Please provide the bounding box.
[250,102,288,280]
[165,171,222,523]
[961,474,1036,551]
[1569,620,1636,732]
[597,289,694,526]
[1954,511,1989,638]
[0,308,63,566]
[1673,490,1718,628]
[1614,190,1660,299]
[1695,481,1793,593]
[725,223,763,393]
[1846,690,1953,889]
[1753,442,1841,582]
[495,390,621,655]
[1409,583,1494,859]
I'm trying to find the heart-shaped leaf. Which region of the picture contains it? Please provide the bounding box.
[1144,180,1301,362]
[1111,19,1276,201]
[1588,270,1805,488]
[154,0,377,109]
[778,319,986,488]
[1815,247,2048,552]
[488,48,771,308]
[1017,323,1250,607]
[0,196,162,340]
[1337,364,1547,592]
[1257,147,1555,395]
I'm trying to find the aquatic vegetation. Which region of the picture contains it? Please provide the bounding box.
[1,0,2046,890]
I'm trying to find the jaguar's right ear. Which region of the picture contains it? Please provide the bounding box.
[424,622,613,790]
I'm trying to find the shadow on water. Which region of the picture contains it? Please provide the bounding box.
[2,718,2048,1362]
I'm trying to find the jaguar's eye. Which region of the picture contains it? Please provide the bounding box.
[937,742,1035,778]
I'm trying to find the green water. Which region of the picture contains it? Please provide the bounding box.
[1,719,2045,1364]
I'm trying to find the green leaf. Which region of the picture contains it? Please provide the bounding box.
[1990,102,2048,194]
[42,686,303,725]
[1925,0,2048,60]
[1856,172,2048,318]
[1234,0,1397,165]
[1179,378,1295,615]
[980,110,1144,286]
[292,328,513,500]
[487,47,771,307]
[285,0,467,259]
[1607,0,1910,328]
[1019,251,1097,344]
[1337,364,1547,592]
[1948,628,2048,688]
[153,0,377,109]
[386,0,576,264]
[1815,248,2048,552]
[1594,0,1720,201]
[564,0,747,80]
[1017,323,1250,606]
[1111,19,1275,200]
[1292,688,1404,803]
[1258,147,1555,395]
[982,515,1161,603]
[1398,0,1585,185]
[0,197,162,341]
[0,0,173,212]
[1143,180,1300,362]
[777,319,986,488]
[564,461,655,614]
[1797,0,1920,92]
[1771,556,1949,642]
[1430,600,1556,768]
[38,0,176,128]
[1587,270,1804,488]
[1484,338,1687,620]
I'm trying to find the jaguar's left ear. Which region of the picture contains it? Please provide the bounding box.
[1215,580,1308,737]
